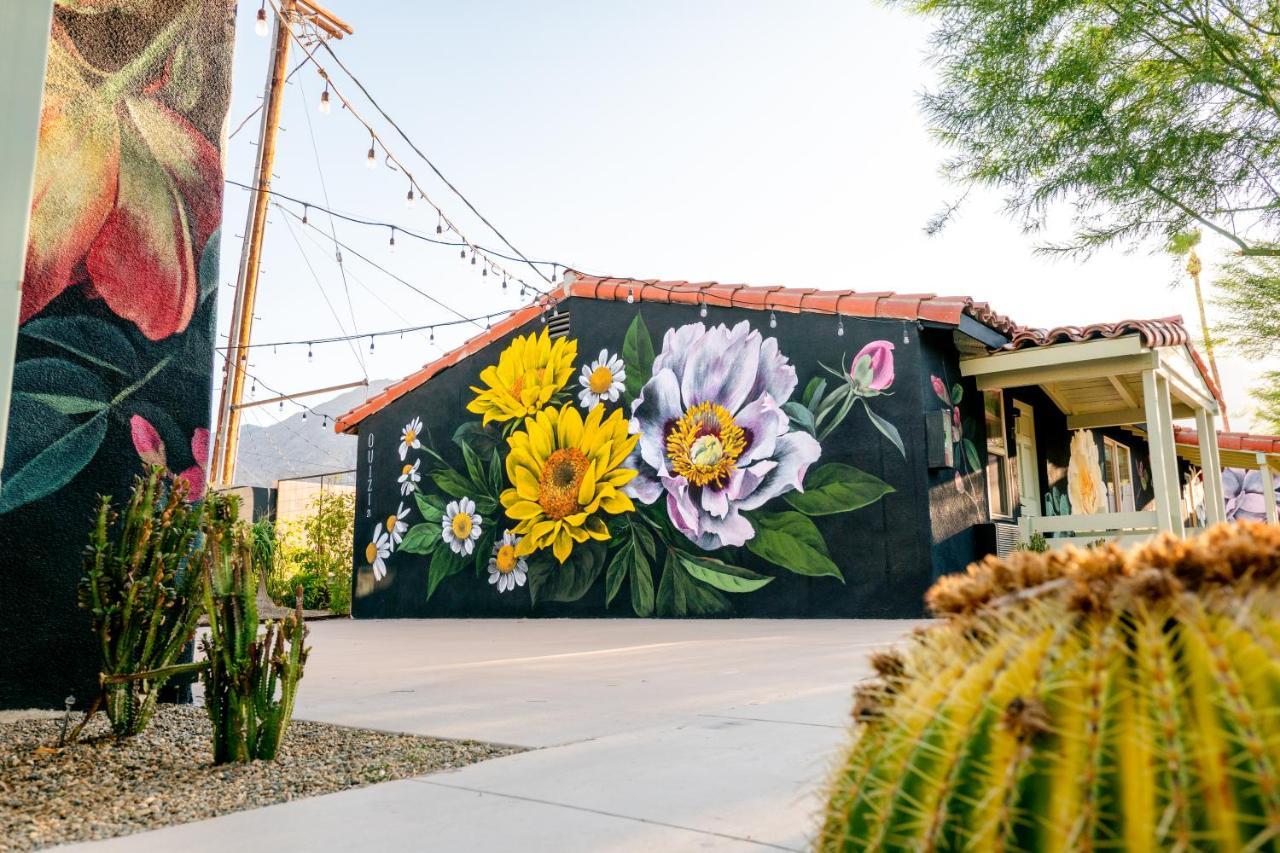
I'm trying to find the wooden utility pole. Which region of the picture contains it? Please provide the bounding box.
[1186,248,1230,432]
[210,0,352,486]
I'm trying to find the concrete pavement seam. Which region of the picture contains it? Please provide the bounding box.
[408,779,804,851]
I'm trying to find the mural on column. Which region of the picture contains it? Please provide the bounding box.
[363,316,903,616]
[0,0,233,708]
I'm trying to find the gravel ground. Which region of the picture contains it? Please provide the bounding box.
[0,706,522,851]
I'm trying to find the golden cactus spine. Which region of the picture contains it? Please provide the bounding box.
[818,521,1280,852]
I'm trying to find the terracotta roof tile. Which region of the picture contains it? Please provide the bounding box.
[334,273,1211,433]
[1173,426,1280,457]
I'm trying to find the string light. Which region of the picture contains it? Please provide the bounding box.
[436,214,443,235]
[254,1,268,36]
[405,186,416,209]
[369,336,375,352]
[302,410,307,421]
[365,134,376,170]
[301,204,308,225]
[388,227,396,253]
[837,316,845,337]
[459,248,466,260]
[278,400,284,411]
[318,84,331,114]
[769,311,777,329]
[429,327,435,342]
[902,324,910,344]
[470,251,477,266]
[482,266,488,277]
[502,276,508,291]
[307,343,313,361]
[626,286,635,304]
[699,297,707,318]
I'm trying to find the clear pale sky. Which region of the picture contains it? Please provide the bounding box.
[215,0,1267,471]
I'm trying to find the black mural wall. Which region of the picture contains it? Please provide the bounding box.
[351,297,948,619]
[0,1,234,709]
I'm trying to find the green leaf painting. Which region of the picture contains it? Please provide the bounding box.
[622,312,655,403]
[745,511,843,581]
[784,463,893,516]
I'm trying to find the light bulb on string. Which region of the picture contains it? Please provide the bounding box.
[486,316,491,330]
[550,264,558,284]
[254,1,268,36]
[837,316,844,337]
[482,266,488,277]
[699,298,707,318]
[429,327,435,343]
[769,311,777,329]
[502,276,508,291]
[251,378,256,394]
[626,286,634,304]
[388,227,396,253]
[318,85,331,114]
[405,187,416,209]
[307,343,313,362]
[365,135,376,169]
[278,400,284,411]
[322,415,329,428]
[520,282,527,297]
[302,410,307,421]
[470,251,476,266]
[459,248,466,260]
[436,215,443,235]
[301,204,308,225]
[369,336,375,353]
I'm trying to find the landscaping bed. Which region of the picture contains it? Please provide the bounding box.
[1,706,521,850]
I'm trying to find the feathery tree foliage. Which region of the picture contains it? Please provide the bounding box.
[895,0,1280,258]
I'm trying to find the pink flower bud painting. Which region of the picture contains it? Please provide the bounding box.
[849,340,895,396]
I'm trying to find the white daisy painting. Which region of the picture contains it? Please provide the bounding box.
[397,458,421,496]
[442,497,483,556]
[487,530,529,593]
[577,349,626,409]
[385,502,410,546]
[399,416,424,461]
[365,523,392,580]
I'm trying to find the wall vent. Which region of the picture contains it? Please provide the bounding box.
[994,521,1020,557]
[547,310,571,339]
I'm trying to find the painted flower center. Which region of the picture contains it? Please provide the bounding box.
[451,513,473,540]
[667,401,746,488]
[538,447,589,519]
[495,544,518,573]
[386,514,397,531]
[403,428,416,444]
[402,463,413,476]
[510,374,525,401]
[365,542,377,563]
[588,366,614,394]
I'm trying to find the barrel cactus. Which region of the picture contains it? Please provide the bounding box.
[819,521,1280,852]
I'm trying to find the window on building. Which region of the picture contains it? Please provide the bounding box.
[983,390,1012,517]
[1103,437,1135,512]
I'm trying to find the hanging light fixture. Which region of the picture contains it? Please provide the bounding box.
[626,286,635,304]
[388,227,396,252]
[366,134,376,169]
[369,336,376,352]
[301,204,309,225]
[318,84,331,114]
[307,343,313,362]
[837,316,845,337]
[254,1,269,36]
[405,186,416,209]
[769,311,777,329]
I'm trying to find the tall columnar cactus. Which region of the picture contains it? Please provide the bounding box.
[819,521,1280,852]
[78,468,210,737]
[200,495,309,764]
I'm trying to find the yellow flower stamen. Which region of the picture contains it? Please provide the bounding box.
[588,365,614,395]
[451,513,473,540]
[403,428,416,444]
[495,544,518,573]
[402,463,412,475]
[365,542,377,562]
[386,514,397,531]
[666,401,745,488]
[538,447,589,519]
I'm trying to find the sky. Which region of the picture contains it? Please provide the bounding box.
[215,0,1268,475]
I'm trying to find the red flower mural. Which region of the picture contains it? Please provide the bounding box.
[130,414,210,501]
[22,15,222,341]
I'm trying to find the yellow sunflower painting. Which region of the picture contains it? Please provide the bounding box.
[501,403,638,563]
[467,327,577,425]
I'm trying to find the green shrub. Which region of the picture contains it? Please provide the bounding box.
[819,521,1280,851]
[266,491,353,614]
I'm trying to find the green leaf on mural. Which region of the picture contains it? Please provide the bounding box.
[414,491,444,522]
[657,550,730,616]
[19,317,140,377]
[529,540,607,605]
[782,401,816,436]
[622,312,655,404]
[0,400,108,515]
[459,442,487,495]
[431,467,474,498]
[605,544,629,607]
[745,510,843,581]
[399,522,441,555]
[630,554,655,617]
[861,399,906,459]
[12,358,108,415]
[677,553,772,593]
[425,547,466,601]
[802,376,828,412]
[784,463,893,516]
[951,383,964,405]
[488,448,504,494]
[963,438,981,473]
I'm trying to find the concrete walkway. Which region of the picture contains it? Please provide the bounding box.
[68,619,921,852]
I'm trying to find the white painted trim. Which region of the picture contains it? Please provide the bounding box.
[973,354,1157,392]
[0,0,55,487]
[1046,533,1153,550]
[1026,511,1158,535]
[1067,405,1195,430]
[1156,374,1186,536]
[1107,375,1138,408]
[1143,369,1174,534]
[960,336,1146,377]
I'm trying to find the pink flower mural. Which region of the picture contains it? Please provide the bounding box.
[130,415,210,501]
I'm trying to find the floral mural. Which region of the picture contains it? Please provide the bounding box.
[1223,468,1280,521]
[1067,429,1105,514]
[363,316,901,616]
[1,0,233,708]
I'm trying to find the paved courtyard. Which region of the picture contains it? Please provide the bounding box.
[68,618,921,852]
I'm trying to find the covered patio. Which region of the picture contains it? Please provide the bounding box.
[959,319,1231,547]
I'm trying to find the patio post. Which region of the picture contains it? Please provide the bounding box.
[1142,368,1175,534]
[1259,452,1279,524]
[1155,374,1186,536]
[1196,408,1226,525]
